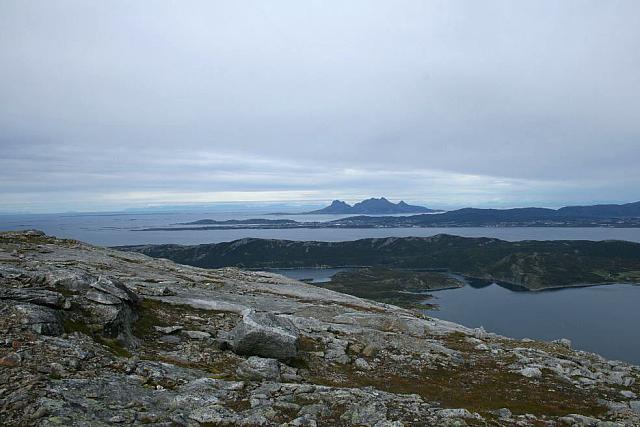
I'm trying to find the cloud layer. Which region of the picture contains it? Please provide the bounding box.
[1,1,639,212]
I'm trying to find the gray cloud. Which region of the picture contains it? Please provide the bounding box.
[1,0,639,212]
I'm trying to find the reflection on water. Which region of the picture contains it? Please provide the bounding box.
[425,283,640,365]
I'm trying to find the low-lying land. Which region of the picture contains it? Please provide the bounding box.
[139,200,640,230]
[321,267,464,308]
[2,230,640,426]
[121,234,640,291]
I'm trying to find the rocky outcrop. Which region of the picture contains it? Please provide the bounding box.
[231,310,300,360]
[1,230,639,426]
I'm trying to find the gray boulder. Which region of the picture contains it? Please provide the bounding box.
[231,310,299,360]
[90,276,138,304]
[0,288,65,308]
[236,356,281,381]
[15,303,63,336]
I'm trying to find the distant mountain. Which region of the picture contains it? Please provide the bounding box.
[557,201,640,218]
[306,197,440,214]
[137,200,640,231]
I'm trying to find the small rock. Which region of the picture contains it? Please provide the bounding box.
[236,356,280,381]
[158,335,181,344]
[154,325,183,334]
[630,400,640,414]
[86,290,121,305]
[183,330,211,340]
[518,367,542,379]
[289,414,317,427]
[497,408,512,419]
[0,352,21,367]
[354,358,371,370]
[299,404,330,418]
[108,415,126,423]
[552,338,572,349]
[473,327,487,339]
[361,344,379,357]
[620,390,637,399]
[438,408,478,419]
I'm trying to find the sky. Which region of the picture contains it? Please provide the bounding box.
[1,0,640,213]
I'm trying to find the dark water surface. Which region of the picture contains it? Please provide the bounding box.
[3,212,640,246]
[425,283,640,365]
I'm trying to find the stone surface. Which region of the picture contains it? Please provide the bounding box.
[519,367,543,379]
[15,303,64,336]
[0,287,65,308]
[236,356,281,381]
[232,310,300,360]
[154,325,183,334]
[183,330,211,340]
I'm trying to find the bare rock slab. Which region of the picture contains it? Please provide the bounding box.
[236,356,281,381]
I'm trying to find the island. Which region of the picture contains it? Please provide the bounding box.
[138,200,640,230]
[302,197,441,214]
[120,234,640,292]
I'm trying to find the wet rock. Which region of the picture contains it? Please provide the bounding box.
[232,310,299,360]
[236,356,281,381]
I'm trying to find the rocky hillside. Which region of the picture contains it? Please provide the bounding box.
[121,235,640,290]
[1,230,640,426]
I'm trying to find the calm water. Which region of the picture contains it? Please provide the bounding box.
[2,211,640,246]
[426,283,640,365]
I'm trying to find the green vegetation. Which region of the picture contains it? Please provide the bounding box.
[318,267,462,308]
[122,234,640,290]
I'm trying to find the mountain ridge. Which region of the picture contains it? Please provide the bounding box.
[305,197,440,214]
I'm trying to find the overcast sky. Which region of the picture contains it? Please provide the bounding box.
[1,0,639,213]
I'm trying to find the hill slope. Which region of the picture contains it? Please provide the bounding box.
[121,234,640,290]
[2,230,640,425]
